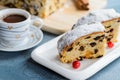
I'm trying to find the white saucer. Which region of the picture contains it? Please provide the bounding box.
[0,26,43,52]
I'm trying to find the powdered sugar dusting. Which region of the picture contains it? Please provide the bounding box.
[73,9,120,29]
[57,23,105,53]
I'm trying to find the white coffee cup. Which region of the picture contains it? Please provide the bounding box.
[0,8,43,47]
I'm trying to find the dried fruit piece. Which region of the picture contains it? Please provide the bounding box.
[67,47,73,52]
[94,49,98,54]
[79,46,84,51]
[90,42,96,47]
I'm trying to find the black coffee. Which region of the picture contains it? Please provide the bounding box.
[3,14,26,23]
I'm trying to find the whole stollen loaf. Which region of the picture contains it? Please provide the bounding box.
[57,22,106,63]
[0,0,67,18]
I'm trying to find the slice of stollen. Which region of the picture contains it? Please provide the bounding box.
[58,23,106,63]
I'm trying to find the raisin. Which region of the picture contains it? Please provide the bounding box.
[118,20,120,22]
[79,46,84,51]
[67,47,73,52]
[59,54,62,58]
[88,57,93,59]
[67,61,71,63]
[85,36,91,39]
[101,35,105,37]
[94,49,98,54]
[83,57,85,59]
[90,42,96,47]
[97,55,103,58]
[99,39,103,42]
[40,3,43,7]
[106,26,111,28]
[78,56,83,61]
[99,35,105,42]
[110,29,113,32]
[33,7,39,15]
[106,30,110,33]
[107,35,113,41]
[94,36,101,40]
[107,38,111,41]
[105,36,108,38]
[5,3,16,8]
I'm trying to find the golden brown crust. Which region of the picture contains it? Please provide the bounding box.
[102,17,120,23]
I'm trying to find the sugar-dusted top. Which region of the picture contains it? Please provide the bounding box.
[73,9,120,29]
[57,22,105,53]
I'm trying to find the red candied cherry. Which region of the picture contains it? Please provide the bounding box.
[107,41,114,48]
[72,61,80,69]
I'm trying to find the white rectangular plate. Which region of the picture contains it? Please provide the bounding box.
[31,35,120,80]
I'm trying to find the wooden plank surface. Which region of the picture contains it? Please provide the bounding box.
[42,0,107,34]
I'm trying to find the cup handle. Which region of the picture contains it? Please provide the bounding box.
[31,15,43,29]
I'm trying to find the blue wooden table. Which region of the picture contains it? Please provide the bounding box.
[0,0,120,80]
